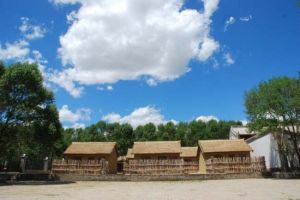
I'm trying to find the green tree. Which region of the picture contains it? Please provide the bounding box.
[0,61,5,77]
[245,75,300,171]
[0,62,62,166]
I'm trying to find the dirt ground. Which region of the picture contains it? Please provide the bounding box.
[0,179,300,200]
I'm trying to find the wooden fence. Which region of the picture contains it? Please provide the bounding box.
[52,159,108,175]
[206,156,266,174]
[124,159,199,175]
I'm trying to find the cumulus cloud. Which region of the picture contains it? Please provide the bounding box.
[72,123,86,129]
[197,37,220,61]
[50,0,220,97]
[196,115,219,123]
[0,40,30,60]
[223,52,235,65]
[19,17,46,40]
[48,70,84,98]
[0,17,49,76]
[240,15,252,22]
[224,16,235,32]
[102,106,175,128]
[59,105,91,123]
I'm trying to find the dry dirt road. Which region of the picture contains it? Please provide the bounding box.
[0,179,300,200]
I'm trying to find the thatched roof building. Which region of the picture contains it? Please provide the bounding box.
[198,139,252,174]
[64,142,117,174]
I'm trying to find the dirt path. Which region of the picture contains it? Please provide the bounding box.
[0,179,300,200]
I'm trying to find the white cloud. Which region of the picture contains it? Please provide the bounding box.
[66,11,78,24]
[196,115,219,123]
[240,15,252,22]
[223,52,235,65]
[102,113,122,123]
[96,85,113,91]
[72,123,86,129]
[211,57,219,69]
[48,70,84,98]
[0,40,30,60]
[197,37,220,61]
[102,106,172,128]
[19,17,46,40]
[224,16,235,32]
[50,0,220,97]
[59,105,91,123]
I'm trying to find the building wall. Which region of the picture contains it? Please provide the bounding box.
[64,152,118,174]
[199,153,206,174]
[199,151,251,174]
[108,148,117,174]
[249,133,281,170]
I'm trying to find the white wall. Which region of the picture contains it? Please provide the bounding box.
[249,134,281,170]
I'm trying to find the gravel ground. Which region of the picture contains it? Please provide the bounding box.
[0,179,300,200]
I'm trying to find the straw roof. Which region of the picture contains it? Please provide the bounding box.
[180,147,198,158]
[64,142,116,155]
[126,148,134,159]
[132,141,181,154]
[198,139,252,153]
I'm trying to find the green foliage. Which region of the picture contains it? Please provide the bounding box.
[245,74,300,170]
[245,76,300,132]
[0,61,5,77]
[61,120,242,156]
[0,62,62,168]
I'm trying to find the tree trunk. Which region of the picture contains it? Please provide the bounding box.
[286,125,300,169]
[290,133,300,168]
[274,132,290,172]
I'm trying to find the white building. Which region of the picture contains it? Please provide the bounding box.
[247,133,281,170]
[229,126,281,170]
[229,126,256,140]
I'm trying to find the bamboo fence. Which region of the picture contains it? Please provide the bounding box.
[124,159,199,175]
[206,156,265,174]
[52,159,108,175]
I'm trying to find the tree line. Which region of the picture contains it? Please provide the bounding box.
[60,120,242,156]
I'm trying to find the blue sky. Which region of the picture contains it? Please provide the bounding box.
[0,0,299,128]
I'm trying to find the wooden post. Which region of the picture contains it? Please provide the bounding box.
[43,157,49,172]
[20,154,27,173]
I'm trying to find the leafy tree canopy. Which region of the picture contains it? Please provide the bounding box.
[0,62,62,169]
[245,73,300,170]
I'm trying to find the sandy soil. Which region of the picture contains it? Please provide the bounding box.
[0,179,300,200]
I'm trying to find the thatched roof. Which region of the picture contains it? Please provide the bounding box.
[64,142,116,155]
[198,139,252,153]
[132,141,181,154]
[180,147,198,158]
[126,148,134,159]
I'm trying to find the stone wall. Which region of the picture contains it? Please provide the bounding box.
[56,172,265,182]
